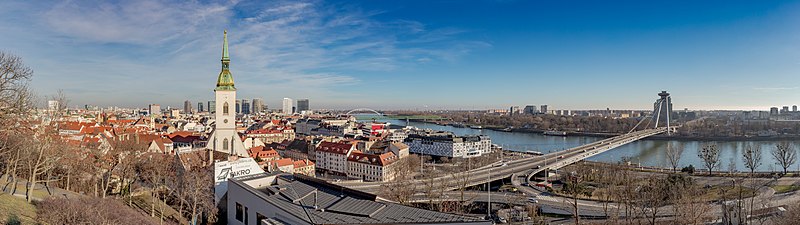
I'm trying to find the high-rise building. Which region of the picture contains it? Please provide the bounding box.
[523,105,537,115]
[653,91,673,126]
[206,30,247,157]
[252,98,264,114]
[241,99,251,115]
[540,105,548,114]
[283,97,293,114]
[198,102,204,112]
[770,107,779,115]
[208,101,216,113]
[794,105,798,112]
[47,100,59,112]
[184,100,193,114]
[235,99,242,114]
[509,106,520,116]
[149,104,161,116]
[297,98,309,113]
[782,106,790,114]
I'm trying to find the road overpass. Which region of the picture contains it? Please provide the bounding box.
[341,127,671,194]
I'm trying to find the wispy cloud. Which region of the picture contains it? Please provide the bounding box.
[753,86,799,91]
[0,0,489,108]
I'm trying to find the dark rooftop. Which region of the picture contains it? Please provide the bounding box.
[230,174,489,224]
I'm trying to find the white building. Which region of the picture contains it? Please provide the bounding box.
[47,100,59,112]
[347,151,399,182]
[206,30,248,157]
[405,134,492,158]
[282,97,293,115]
[314,141,356,175]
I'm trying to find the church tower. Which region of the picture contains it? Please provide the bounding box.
[207,30,248,157]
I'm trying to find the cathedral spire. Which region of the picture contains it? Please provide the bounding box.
[222,30,229,61]
[216,30,236,91]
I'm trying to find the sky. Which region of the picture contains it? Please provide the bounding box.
[1,0,799,111]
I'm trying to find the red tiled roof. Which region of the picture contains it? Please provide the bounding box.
[347,151,398,166]
[270,158,293,167]
[316,141,354,155]
[293,159,314,168]
[245,129,283,134]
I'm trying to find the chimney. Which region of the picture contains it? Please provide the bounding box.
[313,190,319,210]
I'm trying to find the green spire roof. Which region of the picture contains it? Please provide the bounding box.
[222,30,229,60]
[216,30,236,91]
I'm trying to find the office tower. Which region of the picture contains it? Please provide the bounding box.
[47,100,59,111]
[149,104,161,116]
[540,105,548,114]
[523,105,537,115]
[198,102,204,112]
[782,106,789,114]
[297,98,310,113]
[252,98,264,114]
[242,99,251,115]
[770,107,779,115]
[794,105,798,112]
[509,106,520,116]
[235,99,242,114]
[208,101,216,113]
[184,100,193,114]
[283,98,293,114]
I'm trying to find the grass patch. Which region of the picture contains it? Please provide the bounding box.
[702,186,757,200]
[772,185,800,194]
[130,193,189,225]
[0,194,37,224]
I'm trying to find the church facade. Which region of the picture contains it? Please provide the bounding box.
[207,30,248,157]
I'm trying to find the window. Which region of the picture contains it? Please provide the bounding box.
[235,202,243,222]
[245,206,249,225]
[256,213,267,225]
[223,102,230,115]
[223,138,229,151]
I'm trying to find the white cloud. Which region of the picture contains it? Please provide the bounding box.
[2,0,489,108]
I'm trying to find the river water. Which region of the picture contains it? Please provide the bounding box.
[380,119,800,172]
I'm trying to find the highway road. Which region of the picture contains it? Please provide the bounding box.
[340,128,669,194]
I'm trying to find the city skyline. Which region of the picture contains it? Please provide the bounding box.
[2,1,800,110]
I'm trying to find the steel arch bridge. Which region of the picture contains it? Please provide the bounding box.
[345,108,384,116]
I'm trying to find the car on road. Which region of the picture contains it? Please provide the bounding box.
[528,197,538,203]
[535,165,541,169]
[558,155,564,159]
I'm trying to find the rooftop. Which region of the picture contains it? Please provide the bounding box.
[229,174,489,225]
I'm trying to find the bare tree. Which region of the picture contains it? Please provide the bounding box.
[181,167,217,224]
[673,181,712,225]
[380,156,418,204]
[0,51,35,118]
[742,144,762,175]
[665,142,684,172]
[697,144,720,175]
[741,143,765,224]
[771,142,797,175]
[561,170,585,225]
[21,125,62,202]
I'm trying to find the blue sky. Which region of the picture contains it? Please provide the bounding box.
[1,0,799,110]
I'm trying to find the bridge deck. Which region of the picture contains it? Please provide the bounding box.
[342,128,669,194]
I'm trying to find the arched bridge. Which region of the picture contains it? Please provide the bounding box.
[345,108,384,116]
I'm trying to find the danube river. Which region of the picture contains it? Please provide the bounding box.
[382,119,800,172]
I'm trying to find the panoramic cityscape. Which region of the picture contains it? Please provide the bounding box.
[1,1,800,225]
